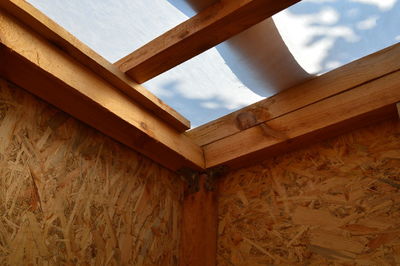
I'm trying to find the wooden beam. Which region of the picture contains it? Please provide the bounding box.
[0,0,190,131]
[397,102,400,119]
[180,174,218,266]
[0,9,204,171]
[187,43,400,146]
[202,70,400,169]
[115,0,300,83]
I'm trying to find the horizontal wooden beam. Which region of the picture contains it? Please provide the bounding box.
[187,43,400,146]
[0,9,204,171]
[115,0,300,83]
[0,0,190,131]
[203,70,400,169]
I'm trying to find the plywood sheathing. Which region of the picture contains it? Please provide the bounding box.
[217,119,400,265]
[0,78,183,265]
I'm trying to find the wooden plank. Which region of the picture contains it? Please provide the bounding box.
[0,9,204,171]
[187,43,400,146]
[115,0,300,83]
[0,0,190,131]
[203,70,400,168]
[180,174,218,266]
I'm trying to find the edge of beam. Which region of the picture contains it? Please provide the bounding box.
[0,9,204,171]
[187,43,400,146]
[203,70,400,169]
[115,0,300,83]
[0,0,191,131]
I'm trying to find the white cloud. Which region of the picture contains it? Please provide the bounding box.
[325,61,342,69]
[351,0,397,11]
[319,7,340,24]
[201,102,221,109]
[357,16,379,30]
[145,48,263,111]
[273,8,359,74]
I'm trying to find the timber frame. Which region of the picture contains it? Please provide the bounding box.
[1,1,399,265]
[2,0,398,173]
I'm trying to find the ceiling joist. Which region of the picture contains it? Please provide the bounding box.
[115,0,300,83]
[0,0,190,131]
[202,69,400,168]
[1,0,399,173]
[0,9,204,171]
[187,43,400,146]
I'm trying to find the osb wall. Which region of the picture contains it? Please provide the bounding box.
[0,78,183,265]
[218,119,400,265]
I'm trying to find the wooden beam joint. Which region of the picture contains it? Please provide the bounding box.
[178,166,229,194]
[0,8,203,171]
[205,165,230,191]
[178,168,200,194]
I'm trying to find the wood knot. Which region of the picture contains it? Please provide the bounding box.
[140,122,148,131]
[260,123,288,140]
[236,112,257,131]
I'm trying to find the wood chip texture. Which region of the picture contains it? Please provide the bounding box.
[0,78,183,265]
[217,119,400,265]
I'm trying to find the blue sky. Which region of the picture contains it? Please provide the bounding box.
[27,0,399,127]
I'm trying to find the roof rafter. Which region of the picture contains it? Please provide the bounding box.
[187,43,400,146]
[0,0,190,131]
[115,0,300,83]
[202,68,400,168]
[1,0,398,173]
[0,8,204,171]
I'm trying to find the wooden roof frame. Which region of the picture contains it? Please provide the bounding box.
[115,0,301,83]
[1,0,399,172]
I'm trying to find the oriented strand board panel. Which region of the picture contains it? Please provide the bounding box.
[217,119,400,265]
[0,78,183,265]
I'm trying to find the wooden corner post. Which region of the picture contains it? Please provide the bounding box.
[179,167,228,266]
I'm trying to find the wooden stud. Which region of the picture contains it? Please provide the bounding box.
[0,10,204,171]
[115,0,300,83]
[180,174,219,266]
[203,70,400,169]
[0,0,190,131]
[187,43,400,146]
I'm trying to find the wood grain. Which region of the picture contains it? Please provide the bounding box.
[203,70,400,168]
[115,0,300,83]
[0,10,204,171]
[0,78,183,265]
[0,0,190,131]
[180,175,219,266]
[187,43,400,146]
[217,119,400,265]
